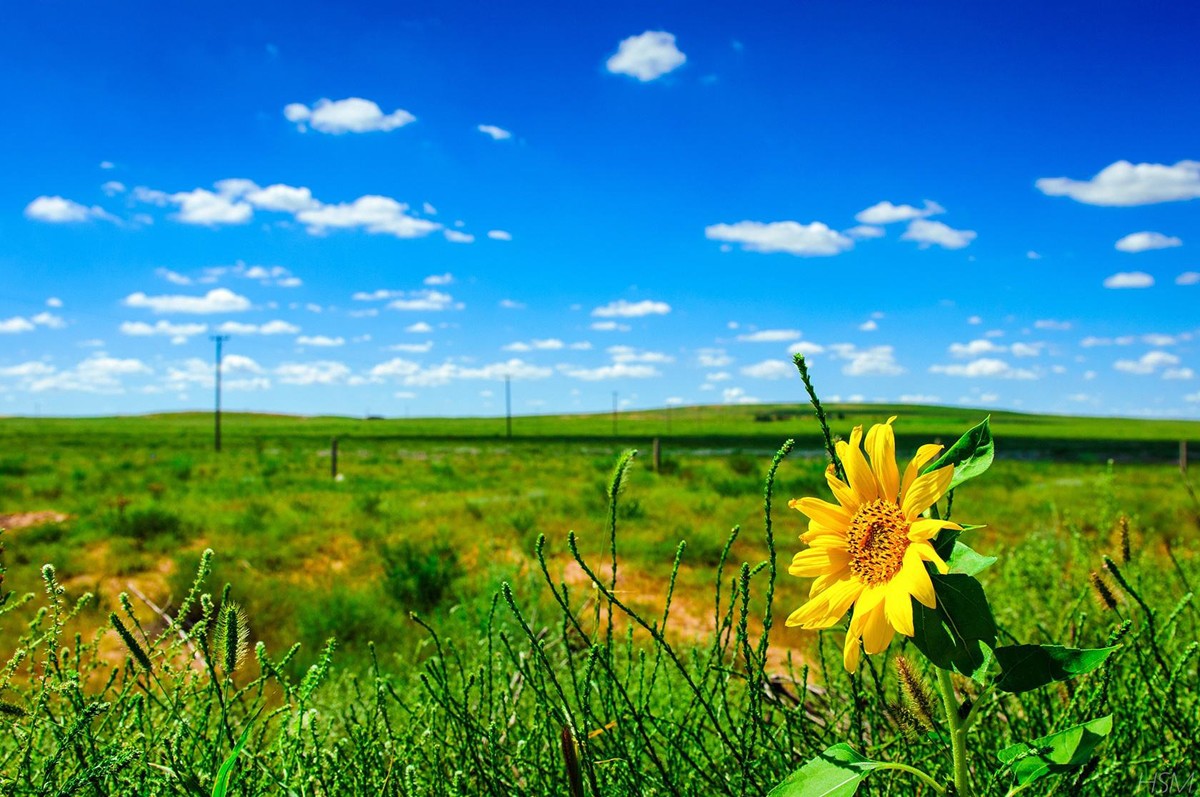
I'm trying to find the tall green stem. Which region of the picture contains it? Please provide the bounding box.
[936,667,972,797]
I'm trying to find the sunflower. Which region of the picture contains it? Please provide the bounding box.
[786,417,959,671]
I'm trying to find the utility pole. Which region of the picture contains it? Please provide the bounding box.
[211,335,230,453]
[505,375,512,439]
[612,390,618,437]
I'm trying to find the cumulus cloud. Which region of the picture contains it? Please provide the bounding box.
[284,97,416,134]
[592,299,671,318]
[216,320,300,335]
[1177,271,1200,286]
[607,345,673,364]
[499,299,526,310]
[487,230,512,241]
[1115,231,1183,253]
[787,340,826,356]
[697,348,733,367]
[901,219,977,250]
[855,199,944,225]
[1035,319,1072,331]
[386,341,433,353]
[930,358,1037,379]
[949,339,1006,357]
[477,124,512,140]
[606,31,686,81]
[25,354,152,394]
[244,184,320,213]
[25,196,116,224]
[387,290,460,312]
[275,361,351,385]
[736,329,801,343]
[741,360,794,379]
[297,195,441,239]
[560,363,660,381]
[1113,350,1180,375]
[845,225,885,239]
[1103,271,1154,289]
[120,320,208,344]
[124,288,251,315]
[443,229,475,243]
[705,220,853,256]
[374,358,552,387]
[0,317,36,334]
[722,386,759,404]
[296,335,345,347]
[423,273,454,286]
[828,344,903,376]
[1035,160,1200,206]
[591,321,631,332]
[405,321,433,333]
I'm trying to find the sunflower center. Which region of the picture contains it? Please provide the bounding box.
[846,499,910,585]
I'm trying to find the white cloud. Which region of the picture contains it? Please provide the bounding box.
[1164,368,1195,380]
[608,345,673,363]
[697,348,733,367]
[387,341,433,353]
[245,184,320,213]
[215,320,299,335]
[829,344,903,376]
[162,187,252,226]
[858,320,878,332]
[477,124,512,140]
[102,181,125,196]
[275,361,351,385]
[1114,350,1180,375]
[846,225,885,239]
[0,362,55,378]
[297,335,345,347]
[1114,231,1182,253]
[1010,342,1042,357]
[487,229,512,241]
[899,394,941,404]
[444,229,475,243]
[736,329,801,343]
[606,31,686,81]
[855,199,944,225]
[120,320,208,343]
[405,321,433,333]
[0,317,36,334]
[741,360,793,379]
[560,363,660,381]
[27,354,152,394]
[284,97,416,134]
[1026,251,1042,260]
[124,288,251,315]
[705,220,853,256]
[423,273,454,286]
[387,290,459,312]
[706,371,731,382]
[25,196,116,224]
[45,297,63,308]
[1034,319,1072,331]
[930,358,1037,379]
[787,340,826,356]
[499,299,526,310]
[382,358,552,387]
[592,299,671,318]
[591,321,631,332]
[297,195,441,239]
[156,268,193,286]
[901,219,977,250]
[722,386,759,404]
[1176,271,1200,286]
[1103,271,1154,289]
[949,339,1005,357]
[1035,160,1200,206]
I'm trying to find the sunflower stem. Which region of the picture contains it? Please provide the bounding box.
[935,667,972,797]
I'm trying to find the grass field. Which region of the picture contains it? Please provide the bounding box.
[0,404,1197,794]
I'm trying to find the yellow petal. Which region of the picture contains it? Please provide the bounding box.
[809,566,850,597]
[804,533,849,549]
[865,419,900,503]
[861,603,895,654]
[824,464,860,510]
[855,583,888,617]
[785,578,863,629]
[885,584,915,637]
[789,548,846,577]
[842,627,862,672]
[836,426,879,504]
[908,518,961,542]
[910,541,950,575]
[901,548,937,608]
[794,497,852,530]
[901,465,954,520]
[901,444,944,499]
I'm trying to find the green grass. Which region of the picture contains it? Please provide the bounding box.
[0,405,1197,793]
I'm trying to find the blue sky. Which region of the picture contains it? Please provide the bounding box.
[3,0,1199,418]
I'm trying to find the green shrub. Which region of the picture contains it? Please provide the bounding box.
[115,507,183,543]
[379,538,463,612]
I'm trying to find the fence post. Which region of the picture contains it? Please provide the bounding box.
[652,437,661,472]
[331,437,339,480]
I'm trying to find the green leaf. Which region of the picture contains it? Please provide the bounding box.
[998,715,1113,785]
[993,644,1119,693]
[931,524,984,562]
[212,723,254,797]
[768,743,884,797]
[910,573,996,676]
[946,541,997,577]
[921,417,994,490]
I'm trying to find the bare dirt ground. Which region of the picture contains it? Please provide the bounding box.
[0,511,70,530]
